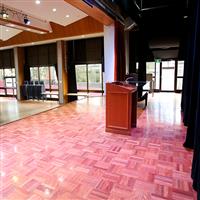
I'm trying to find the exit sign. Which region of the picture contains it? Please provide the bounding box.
[155,59,161,63]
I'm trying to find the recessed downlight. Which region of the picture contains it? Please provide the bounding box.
[35,0,40,4]
[6,29,9,32]
[65,14,70,18]
[52,8,57,12]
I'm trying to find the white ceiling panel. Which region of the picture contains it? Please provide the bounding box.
[0,25,22,41]
[1,0,87,27]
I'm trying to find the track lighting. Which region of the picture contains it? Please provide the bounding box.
[0,7,9,19]
[0,3,52,33]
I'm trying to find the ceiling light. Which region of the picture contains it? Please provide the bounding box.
[24,16,31,25]
[35,0,41,4]
[52,8,57,12]
[0,8,9,19]
[65,14,70,18]
[184,15,188,19]
[6,29,9,32]
[40,31,44,34]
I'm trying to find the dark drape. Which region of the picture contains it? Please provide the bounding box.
[67,37,104,102]
[67,41,77,102]
[181,1,195,127]
[24,65,30,81]
[181,0,200,196]
[114,21,126,81]
[129,31,137,73]
[25,43,57,67]
[0,49,14,69]
[72,37,103,64]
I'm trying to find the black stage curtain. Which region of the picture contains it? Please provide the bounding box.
[25,43,57,67]
[67,37,104,102]
[181,0,200,197]
[114,21,126,81]
[0,49,14,69]
[67,41,77,102]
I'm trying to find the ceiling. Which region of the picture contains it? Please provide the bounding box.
[0,25,22,41]
[99,0,189,59]
[0,0,87,41]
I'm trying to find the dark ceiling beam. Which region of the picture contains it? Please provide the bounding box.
[64,0,114,25]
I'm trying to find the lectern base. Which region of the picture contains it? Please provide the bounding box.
[106,127,131,135]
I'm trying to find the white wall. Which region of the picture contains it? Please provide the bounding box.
[57,41,64,104]
[14,47,21,100]
[103,24,115,93]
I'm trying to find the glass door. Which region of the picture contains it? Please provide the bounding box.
[75,64,103,93]
[161,61,175,91]
[4,76,16,96]
[88,64,102,91]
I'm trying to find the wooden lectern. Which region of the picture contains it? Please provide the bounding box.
[106,82,137,135]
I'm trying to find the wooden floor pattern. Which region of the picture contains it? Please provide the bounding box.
[0,93,197,200]
[0,97,59,126]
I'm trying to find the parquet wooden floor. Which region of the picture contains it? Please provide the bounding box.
[0,93,197,200]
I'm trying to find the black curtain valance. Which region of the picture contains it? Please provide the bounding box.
[25,43,57,67]
[0,49,14,69]
[68,37,104,65]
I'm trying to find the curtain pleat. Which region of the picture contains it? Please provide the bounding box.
[114,21,126,81]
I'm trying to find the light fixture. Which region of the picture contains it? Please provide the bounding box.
[0,7,9,19]
[52,8,57,12]
[0,3,52,34]
[65,14,70,18]
[35,0,41,4]
[24,16,31,25]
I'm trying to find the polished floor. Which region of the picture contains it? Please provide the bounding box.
[0,93,197,200]
[0,97,59,126]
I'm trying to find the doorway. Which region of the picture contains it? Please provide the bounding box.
[4,76,17,96]
[146,60,184,92]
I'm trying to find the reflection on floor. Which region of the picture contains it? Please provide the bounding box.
[0,93,197,200]
[0,97,59,126]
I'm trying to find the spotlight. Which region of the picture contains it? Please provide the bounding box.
[24,16,30,25]
[0,9,9,19]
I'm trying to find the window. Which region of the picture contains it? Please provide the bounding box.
[146,62,155,76]
[176,61,184,91]
[88,64,102,91]
[75,65,87,90]
[161,61,175,91]
[39,67,50,90]
[30,67,39,81]
[75,64,103,92]
[0,69,5,95]
[0,68,16,96]
[30,66,58,99]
